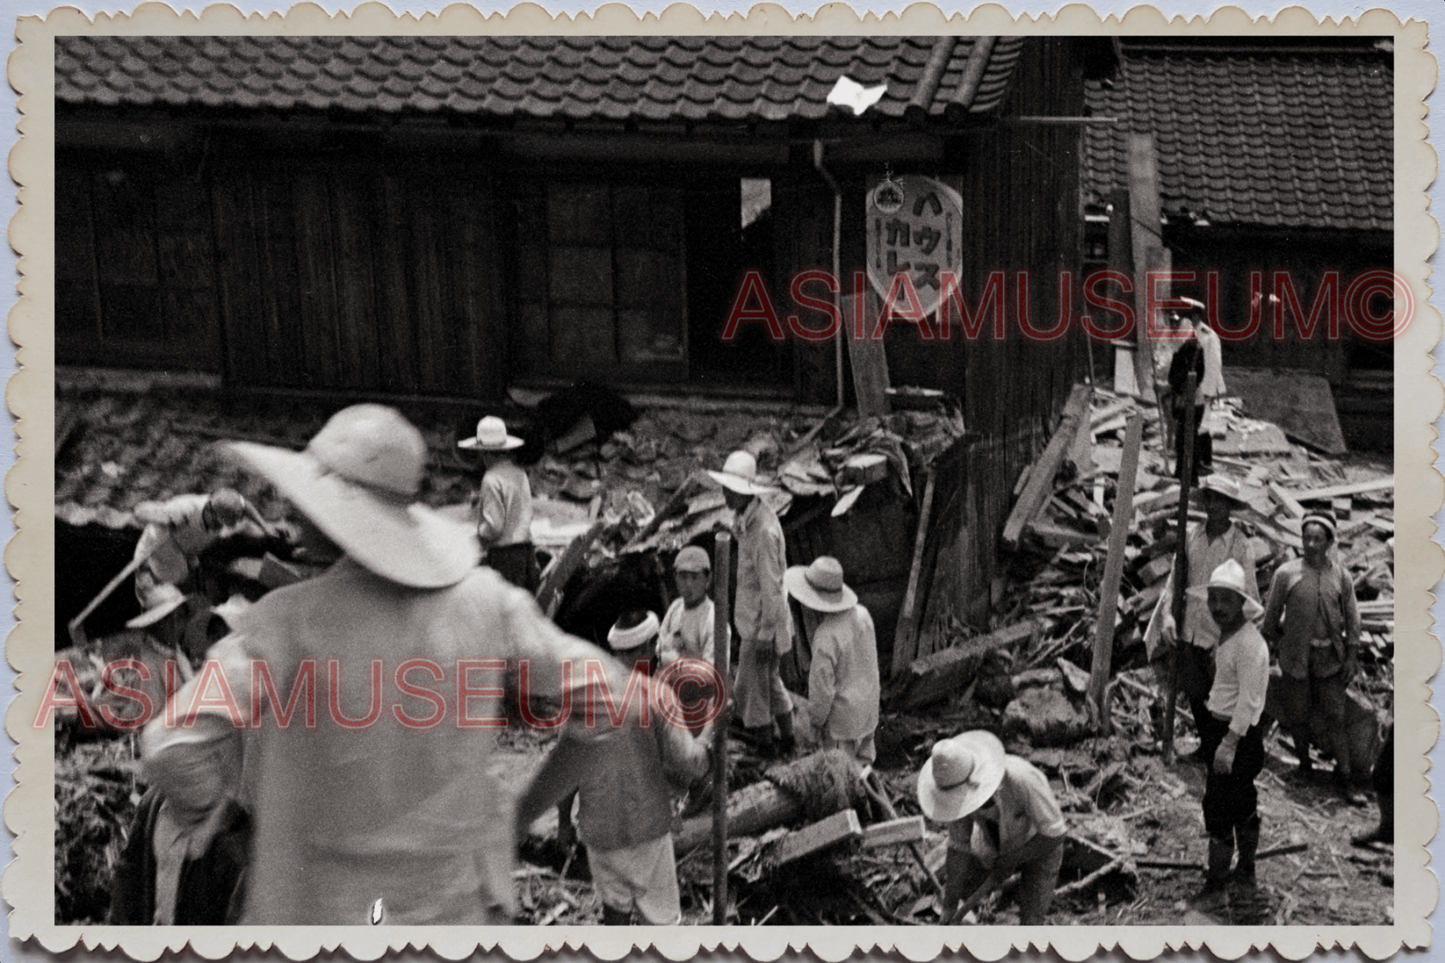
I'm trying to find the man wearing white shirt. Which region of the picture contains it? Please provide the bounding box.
[1191,558,1270,897]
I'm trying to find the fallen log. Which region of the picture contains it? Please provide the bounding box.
[674,749,865,853]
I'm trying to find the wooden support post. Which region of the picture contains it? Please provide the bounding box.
[1088,414,1143,734]
[1003,383,1093,549]
[840,293,892,419]
[710,532,733,926]
[1162,372,1197,766]
[861,815,927,850]
[771,809,862,865]
[1127,134,1165,404]
[892,470,937,678]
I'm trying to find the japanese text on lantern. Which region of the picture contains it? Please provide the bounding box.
[865,175,964,317]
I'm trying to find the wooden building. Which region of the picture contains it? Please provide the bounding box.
[1082,37,1394,450]
[55,35,1113,632]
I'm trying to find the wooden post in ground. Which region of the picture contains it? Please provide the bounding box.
[1127,133,1165,404]
[710,532,733,926]
[891,470,937,678]
[1162,372,1197,766]
[1088,414,1143,734]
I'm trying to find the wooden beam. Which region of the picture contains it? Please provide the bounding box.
[898,619,1043,709]
[892,471,937,678]
[1292,477,1393,503]
[1126,135,1165,404]
[1003,383,1093,549]
[861,815,927,850]
[1269,482,1307,519]
[840,293,892,419]
[771,809,863,865]
[535,520,606,618]
[1088,415,1143,734]
[711,533,733,925]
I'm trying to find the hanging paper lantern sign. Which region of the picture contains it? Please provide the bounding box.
[865,174,964,318]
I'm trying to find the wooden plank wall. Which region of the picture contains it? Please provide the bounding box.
[211,159,505,398]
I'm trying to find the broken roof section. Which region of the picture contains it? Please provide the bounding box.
[55,35,1026,124]
[1082,38,1393,232]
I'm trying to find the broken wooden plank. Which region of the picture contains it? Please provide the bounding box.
[1003,383,1094,549]
[1332,497,1353,520]
[1027,518,1100,551]
[1089,415,1143,734]
[536,520,607,618]
[860,815,926,851]
[1291,477,1393,503]
[898,619,1044,709]
[892,471,937,678]
[1269,482,1307,519]
[771,809,862,865]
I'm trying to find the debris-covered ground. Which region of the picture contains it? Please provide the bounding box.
[53,377,1393,926]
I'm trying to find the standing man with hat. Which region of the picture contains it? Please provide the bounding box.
[785,556,880,765]
[1145,474,1259,756]
[1261,512,1365,801]
[141,404,630,925]
[708,450,796,757]
[1162,297,1226,483]
[1190,558,1270,894]
[459,415,537,591]
[917,730,1066,925]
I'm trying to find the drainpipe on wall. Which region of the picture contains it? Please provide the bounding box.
[812,139,846,412]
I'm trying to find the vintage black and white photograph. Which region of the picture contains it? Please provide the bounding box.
[35,25,1410,941]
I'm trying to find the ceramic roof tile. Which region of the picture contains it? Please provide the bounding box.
[56,34,1026,124]
[1082,44,1391,232]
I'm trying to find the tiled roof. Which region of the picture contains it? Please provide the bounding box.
[56,35,1025,124]
[1082,45,1392,232]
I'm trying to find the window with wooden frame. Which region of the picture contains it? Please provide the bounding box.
[512,182,688,382]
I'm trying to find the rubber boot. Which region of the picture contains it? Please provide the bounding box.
[1197,835,1234,898]
[1352,793,1394,846]
[1292,734,1314,780]
[1233,817,1261,885]
[775,711,797,758]
[601,904,632,926]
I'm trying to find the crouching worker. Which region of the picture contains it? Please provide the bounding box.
[784,556,880,765]
[517,610,713,925]
[917,731,1066,925]
[1191,559,1270,895]
[111,730,250,925]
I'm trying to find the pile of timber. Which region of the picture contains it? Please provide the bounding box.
[892,383,1395,712]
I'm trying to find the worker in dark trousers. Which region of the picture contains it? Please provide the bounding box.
[1353,723,1394,846]
[1192,559,1269,896]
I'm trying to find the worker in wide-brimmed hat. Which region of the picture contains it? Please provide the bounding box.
[141,404,632,925]
[917,730,1066,925]
[708,450,797,757]
[785,556,879,765]
[1144,473,1259,760]
[1189,558,1270,896]
[1261,511,1365,802]
[459,415,538,592]
[524,609,711,926]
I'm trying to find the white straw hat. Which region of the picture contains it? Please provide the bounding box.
[706,450,776,495]
[1187,558,1265,620]
[1198,474,1249,509]
[784,556,858,613]
[916,731,1007,823]
[227,405,479,588]
[458,415,524,452]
